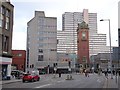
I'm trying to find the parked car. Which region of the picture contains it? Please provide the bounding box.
[39,71,46,75]
[11,70,25,79]
[22,73,40,82]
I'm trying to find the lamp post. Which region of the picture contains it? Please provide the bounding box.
[48,33,50,74]
[100,19,113,79]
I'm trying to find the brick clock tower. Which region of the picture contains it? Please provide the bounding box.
[77,21,89,68]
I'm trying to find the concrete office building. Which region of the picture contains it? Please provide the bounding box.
[0,0,14,79]
[118,1,120,67]
[57,9,109,58]
[27,11,57,72]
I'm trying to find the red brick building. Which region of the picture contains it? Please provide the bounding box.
[12,50,26,71]
[77,21,89,68]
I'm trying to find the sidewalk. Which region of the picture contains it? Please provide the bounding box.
[103,74,118,88]
[0,78,21,85]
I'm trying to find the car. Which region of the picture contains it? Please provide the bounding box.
[22,73,40,83]
[11,70,25,79]
[39,71,46,75]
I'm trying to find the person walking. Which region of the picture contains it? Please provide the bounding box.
[104,69,108,78]
[85,69,89,77]
[59,71,61,78]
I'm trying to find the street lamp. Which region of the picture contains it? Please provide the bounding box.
[100,19,113,79]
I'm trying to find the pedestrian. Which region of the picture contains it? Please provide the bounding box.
[112,70,115,75]
[85,69,88,77]
[59,71,61,77]
[119,70,120,76]
[104,70,108,78]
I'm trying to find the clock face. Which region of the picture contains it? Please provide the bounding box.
[82,33,86,37]
[81,32,87,40]
[82,32,86,38]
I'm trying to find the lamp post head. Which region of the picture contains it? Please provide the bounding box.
[100,19,110,21]
[100,19,104,21]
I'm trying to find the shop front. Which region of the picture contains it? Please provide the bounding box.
[0,57,12,80]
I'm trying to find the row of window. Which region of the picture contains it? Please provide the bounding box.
[38,49,57,53]
[39,37,57,41]
[38,25,56,28]
[0,6,10,30]
[38,31,56,34]
[13,53,22,57]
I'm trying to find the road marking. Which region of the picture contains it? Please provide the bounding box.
[97,79,101,83]
[57,80,65,83]
[35,84,51,88]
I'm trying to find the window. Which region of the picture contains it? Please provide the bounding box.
[0,14,4,28]
[82,56,87,63]
[38,49,43,53]
[0,6,2,13]
[18,53,22,57]
[38,55,43,61]
[1,6,5,15]
[39,37,43,41]
[2,35,9,53]
[39,44,43,47]
[0,20,2,27]
[6,9,10,17]
[5,17,10,30]
[51,49,57,51]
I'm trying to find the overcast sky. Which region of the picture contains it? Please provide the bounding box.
[11,0,119,50]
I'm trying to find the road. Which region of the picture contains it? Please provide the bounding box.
[2,73,106,89]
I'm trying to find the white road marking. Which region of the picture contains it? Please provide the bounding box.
[35,84,51,88]
[97,79,101,83]
[57,80,65,83]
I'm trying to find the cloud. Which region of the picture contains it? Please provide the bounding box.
[11,0,119,50]
[12,32,27,50]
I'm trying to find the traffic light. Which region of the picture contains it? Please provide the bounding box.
[53,63,55,67]
[48,65,50,67]
[55,63,57,67]
[53,63,57,67]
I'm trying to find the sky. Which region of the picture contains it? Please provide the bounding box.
[10,0,119,50]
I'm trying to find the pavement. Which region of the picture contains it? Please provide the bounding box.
[102,74,119,88]
[0,78,21,85]
[0,73,119,89]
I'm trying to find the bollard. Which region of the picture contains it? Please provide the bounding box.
[66,74,71,80]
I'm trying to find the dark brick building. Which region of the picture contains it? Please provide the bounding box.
[12,50,26,72]
[0,0,14,79]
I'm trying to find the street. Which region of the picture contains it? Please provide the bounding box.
[2,73,106,88]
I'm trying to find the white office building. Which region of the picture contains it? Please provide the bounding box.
[27,11,57,71]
